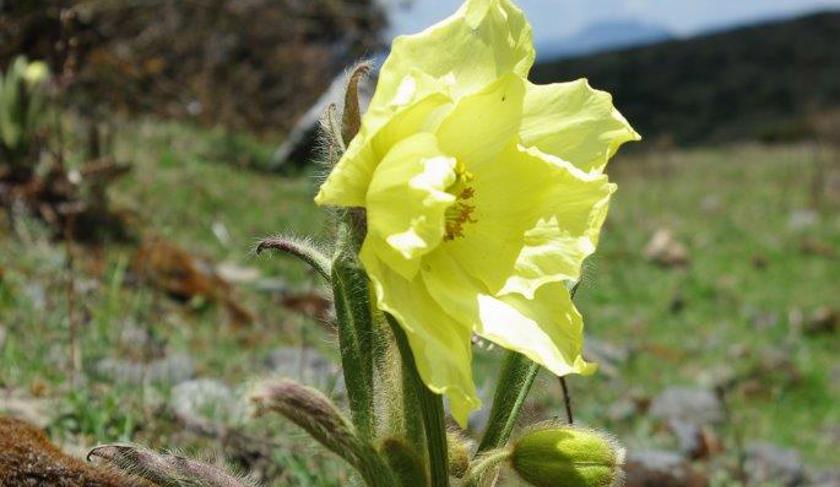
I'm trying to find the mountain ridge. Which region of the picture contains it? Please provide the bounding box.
[536,19,673,60]
[531,11,840,145]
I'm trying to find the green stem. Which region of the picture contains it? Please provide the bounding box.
[355,444,401,487]
[375,308,423,446]
[464,448,512,487]
[331,211,375,439]
[475,352,540,455]
[387,315,450,487]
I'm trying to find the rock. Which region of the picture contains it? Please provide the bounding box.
[809,469,840,487]
[649,387,723,426]
[117,322,151,349]
[95,353,195,385]
[643,229,690,267]
[23,283,46,310]
[253,277,288,294]
[669,419,703,458]
[170,379,245,435]
[211,220,231,246]
[607,398,638,422]
[148,353,195,384]
[700,194,721,212]
[583,337,630,378]
[668,419,722,460]
[624,449,708,487]
[95,358,145,384]
[751,311,780,331]
[788,209,819,231]
[737,348,801,398]
[264,347,343,395]
[744,442,805,487]
[216,262,261,284]
[696,364,738,391]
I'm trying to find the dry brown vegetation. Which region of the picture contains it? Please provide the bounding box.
[1,0,385,133]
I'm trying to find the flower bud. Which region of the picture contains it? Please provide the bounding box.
[447,431,472,478]
[87,443,249,487]
[251,379,357,460]
[511,426,623,487]
[22,61,49,88]
[341,61,372,146]
[379,437,427,487]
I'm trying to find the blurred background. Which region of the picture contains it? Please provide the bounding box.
[1,1,838,485]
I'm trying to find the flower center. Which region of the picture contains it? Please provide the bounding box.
[444,165,477,241]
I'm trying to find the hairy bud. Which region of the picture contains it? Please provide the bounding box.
[255,234,331,280]
[447,431,472,478]
[251,379,357,460]
[379,437,427,487]
[87,444,249,487]
[341,61,373,146]
[511,426,623,487]
[252,379,397,485]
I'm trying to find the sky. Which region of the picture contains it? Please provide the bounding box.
[383,0,840,42]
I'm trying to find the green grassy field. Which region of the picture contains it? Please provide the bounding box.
[1,119,838,485]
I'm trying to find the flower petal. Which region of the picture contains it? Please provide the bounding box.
[366,132,457,276]
[520,79,640,173]
[360,245,480,427]
[422,251,595,377]
[436,72,526,167]
[370,0,534,129]
[442,144,614,297]
[315,93,452,208]
[497,148,616,298]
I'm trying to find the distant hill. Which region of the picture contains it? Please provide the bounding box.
[537,20,672,60]
[531,12,840,145]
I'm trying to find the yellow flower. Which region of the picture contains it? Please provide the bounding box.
[316,0,639,426]
[22,60,49,88]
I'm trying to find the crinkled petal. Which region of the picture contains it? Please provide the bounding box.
[436,72,525,167]
[520,79,640,173]
[360,245,480,427]
[315,93,452,207]
[422,251,596,377]
[443,143,614,297]
[497,148,616,298]
[368,0,534,134]
[365,132,457,279]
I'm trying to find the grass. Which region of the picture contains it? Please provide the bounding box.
[1,118,838,485]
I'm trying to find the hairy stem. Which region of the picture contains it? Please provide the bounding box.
[373,308,423,445]
[464,448,512,487]
[331,210,375,439]
[387,315,450,487]
[476,351,540,455]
